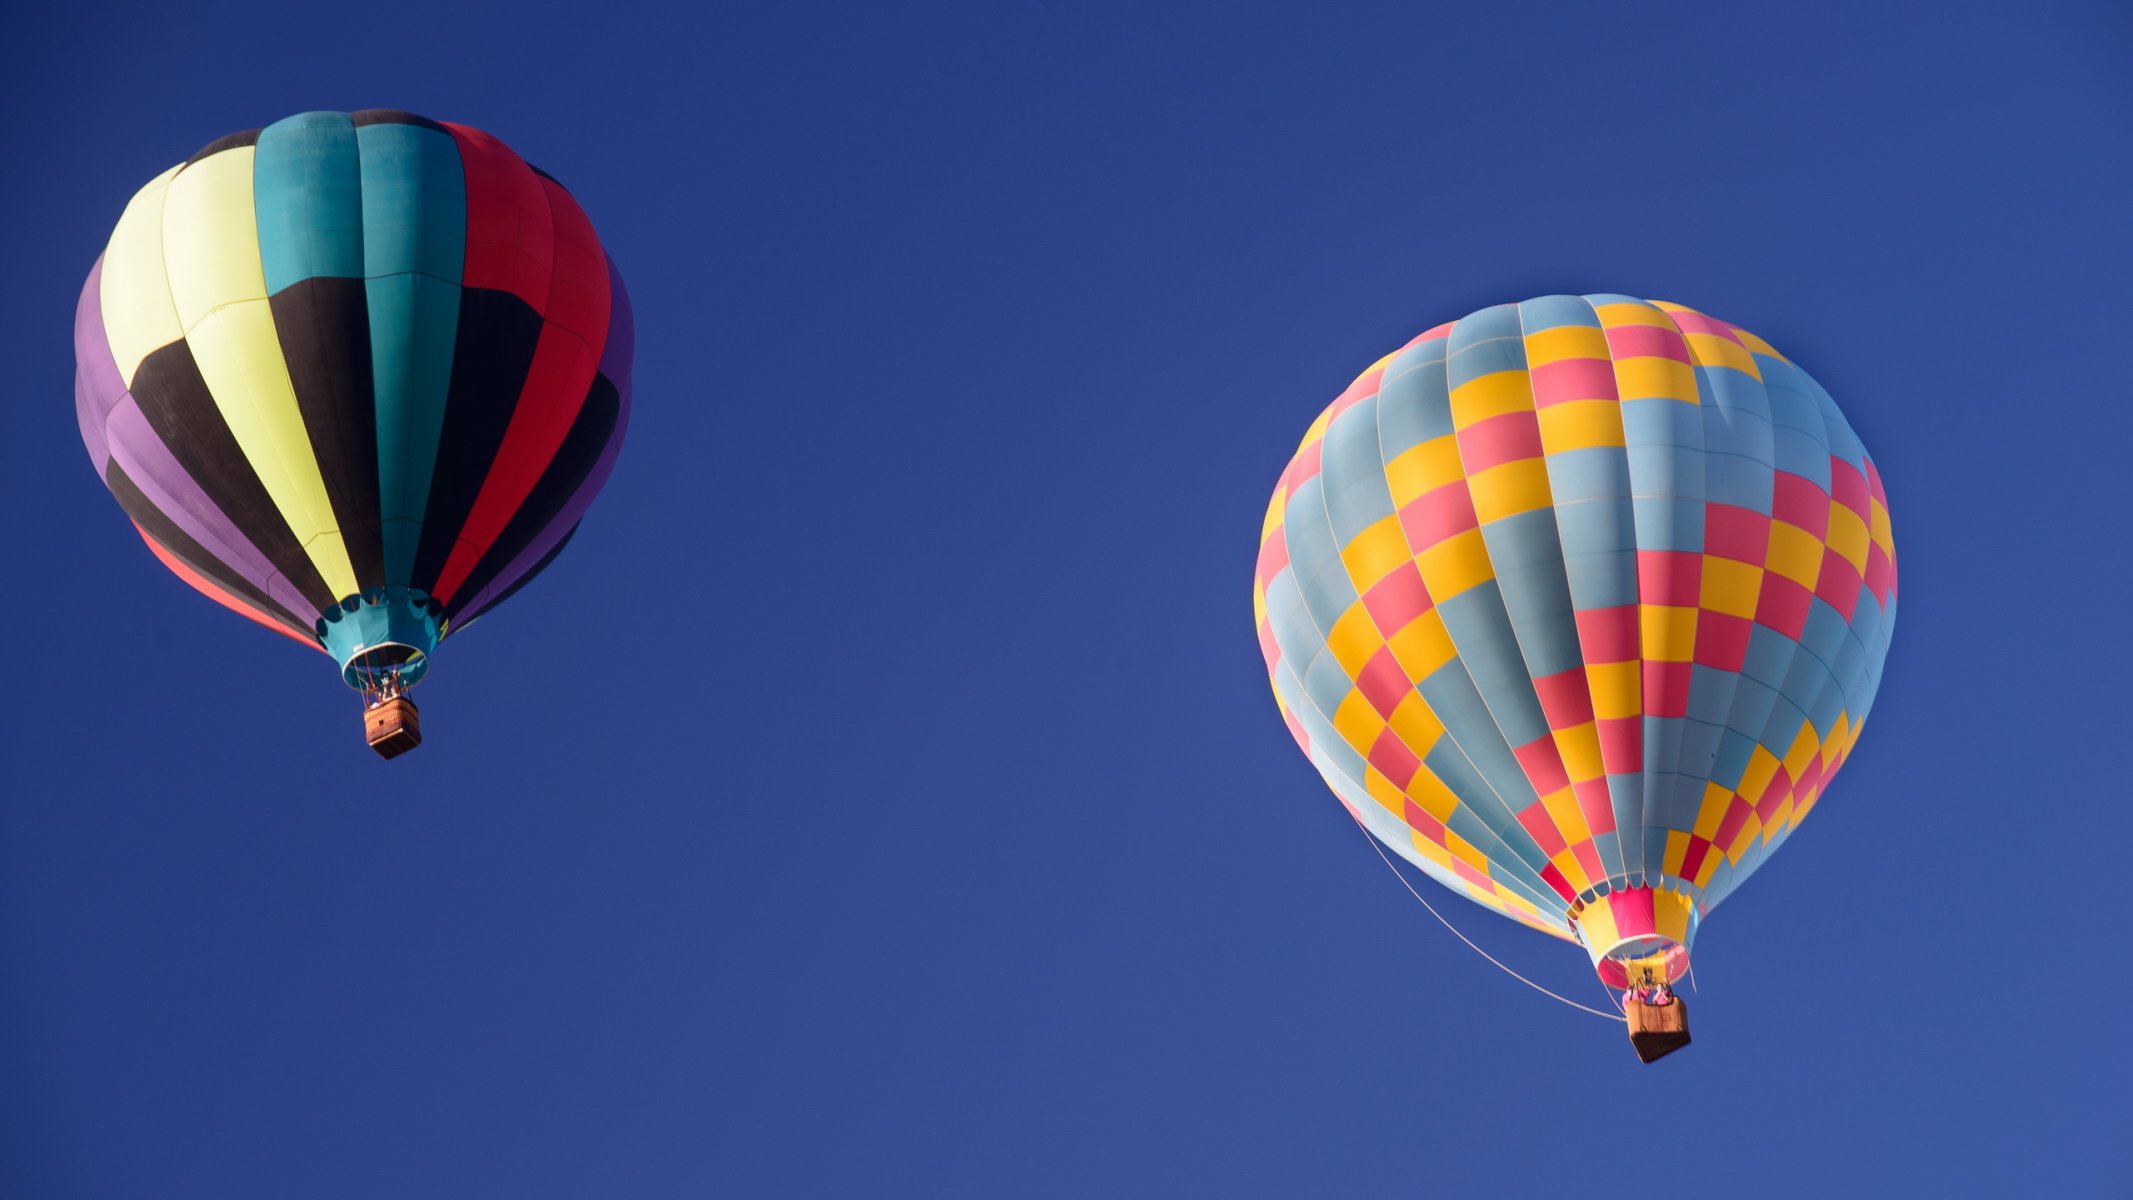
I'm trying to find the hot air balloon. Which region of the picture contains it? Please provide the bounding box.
[74,110,632,757]
[1253,295,1896,1061]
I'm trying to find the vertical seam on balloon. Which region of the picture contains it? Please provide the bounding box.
[102,161,330,625]
[442,372,619,624]
[166,146,356,603]
[362,128,400,585]
[1289,415,1568,922]
[430,146,570,607]
[1644,300,1709,894]
[458,254,630,624]
[1581,292,1653,895]
[1386,336,1586,903]
[272,113,387,593]
[1642,301,1713,895]
[485,140,562,575]
[1353,362,1572,916]
[1708,354,1807,890]
[1279,385,1567,923]
[391,127,470,592]
[114,167,316,622]
[410,124,519,606]
[1699,334,1819,903]
[80,259,128,467]
[1807,378,1894,717]
[1518,298,1633,891]
[1467,303,1608,884]
[349,114,381,589]
[1729,437,1825,885]
[1728,359,1856,886]
[442,179,607,601]
[1817,441,1889,759]
[1657,301,1756,903]
[115,166,189,388]
[1431,315,1590,893]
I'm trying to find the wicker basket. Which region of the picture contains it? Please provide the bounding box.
[364,696,422,759]
[1625,996,1691,1063]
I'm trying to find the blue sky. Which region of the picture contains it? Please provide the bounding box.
[3,2,2128,1195]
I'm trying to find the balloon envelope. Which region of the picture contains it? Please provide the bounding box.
[1253,295,1896,984]
[75,110,632,690]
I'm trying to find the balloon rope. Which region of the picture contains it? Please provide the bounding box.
[1345,807,1626,1023]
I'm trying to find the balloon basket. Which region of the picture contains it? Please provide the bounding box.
[364,695,422,759]
[1624,995,1691,1063]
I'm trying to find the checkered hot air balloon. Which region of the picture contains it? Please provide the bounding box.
[74,110,632,758]
[1253,295,1896,1061]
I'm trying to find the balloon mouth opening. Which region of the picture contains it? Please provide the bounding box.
[1568,884,1701,988]
[1593,938,1691,988]
[344,642,429,690]
[317,587,443,691]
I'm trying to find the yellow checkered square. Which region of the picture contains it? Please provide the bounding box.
[1552,721,1604,782]
[1540,787,1593,845]
[1640,604,1697,662]
[1765,520,1824,589]
[1523,325,1611,366]
[1654,891,1693,943]
[1592,302,1674,329]
[1386,691,1446,757]
[1699,555,1763,618]
[1783,721,1821,778]
[1826,503,1870,574]
[1415,527,1494,600]
[1536,399,1626,452]
[1332,690,1386,755]
[1448,370,1534,427]
[1383,434,1467,507]
[1385,609,1458,681]
[1587,660,1641,719]
[1692,782,1731,840]
[1340,514,1413,590]
[1323,605,1384,675]
[1363,763,1406,816]
[1468,458,1553,523]
[1612,357,1698,403]
[1738,744,1782,801]
[1682,333,1760,378]
[1405,765,1460,824]
[1550,848,1594,892]
[1663,829,1692,876]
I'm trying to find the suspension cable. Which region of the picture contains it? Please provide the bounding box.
[1343,806,1625,1022]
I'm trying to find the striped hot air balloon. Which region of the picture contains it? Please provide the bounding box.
[1253,295,1896,1059]
[74,110,632,756]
